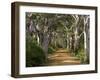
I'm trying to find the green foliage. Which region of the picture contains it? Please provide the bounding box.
[26,39,46,67]
[48,47,55,54]
[26,12,89,65]
[75,49,87,63]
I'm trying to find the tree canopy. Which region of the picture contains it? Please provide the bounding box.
[26,12,90,67]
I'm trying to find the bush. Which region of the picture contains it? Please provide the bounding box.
[48,47,55,54]
[26,39,46,67]
[75,49,87,64]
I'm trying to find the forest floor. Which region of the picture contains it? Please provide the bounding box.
[47,48,81,66]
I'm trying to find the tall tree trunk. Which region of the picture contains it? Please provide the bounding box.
[67,35,69,49]
[83,15,89,62]
[85,18,90,63]
[83,31,87,62]
[69,36,72,51]
[36,34,40,45]
[38,33,43,46]
[74,27,78,52]
[41,33,50,62]
[86,29,89,63]
[83,18,87,62]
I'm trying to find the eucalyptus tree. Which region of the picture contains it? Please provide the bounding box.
[26,12,90,63]
[72,15,90,62]
[81,15,90,62]
[56,14,76,51]
[59,14,81,52]
[26,13,66,59]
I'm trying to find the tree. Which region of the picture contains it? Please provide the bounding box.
[26,12,90,63]
[26,13,66,60]
[82,15,90,62]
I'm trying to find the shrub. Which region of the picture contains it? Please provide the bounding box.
[76,49,88,64]
[48,47,55,54]
[26,39,46,67]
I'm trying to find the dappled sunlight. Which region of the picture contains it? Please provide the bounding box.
[26,12,89,67]
[47,48,81,66]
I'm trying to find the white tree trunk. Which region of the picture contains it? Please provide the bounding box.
[37,35,40,45]
[84,31,87,50]
[74,27,78,51]
[83,15,89,62]
[42,34,50,60]
[67,35,69,49]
